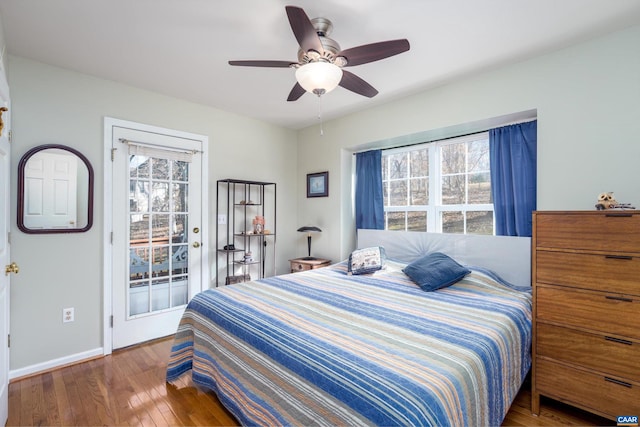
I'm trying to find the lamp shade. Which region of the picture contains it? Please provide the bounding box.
[297,226,322,233]
[295,62,343,95]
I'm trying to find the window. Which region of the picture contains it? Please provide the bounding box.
[382,132,493,235]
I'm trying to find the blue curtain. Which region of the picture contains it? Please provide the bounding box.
[489,121,537,237]
[355,150,384,230]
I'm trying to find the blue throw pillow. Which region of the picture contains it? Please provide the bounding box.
[402,252,470,291]
[348,246,386,275]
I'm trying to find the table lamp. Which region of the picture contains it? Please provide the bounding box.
[297,226,322,260]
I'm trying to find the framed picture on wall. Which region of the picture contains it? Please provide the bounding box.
[307,171,328,197]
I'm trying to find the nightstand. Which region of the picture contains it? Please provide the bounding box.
[289,257,331,273]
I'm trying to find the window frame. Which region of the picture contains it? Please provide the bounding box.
[382,132,494,234]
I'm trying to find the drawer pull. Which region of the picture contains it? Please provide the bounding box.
[605,212,633,217]
[605,336,633,345]
[604,377,632,388]
[605,295,633,302]
[605,255,633,260]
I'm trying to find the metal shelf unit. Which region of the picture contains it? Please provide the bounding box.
[215,179,276,286]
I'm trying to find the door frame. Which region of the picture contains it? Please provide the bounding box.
[0,71,11,427]
[102,117,209,354]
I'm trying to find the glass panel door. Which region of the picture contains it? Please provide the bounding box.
[110,121,205,350]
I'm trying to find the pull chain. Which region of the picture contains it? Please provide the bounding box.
[317,94,324,136]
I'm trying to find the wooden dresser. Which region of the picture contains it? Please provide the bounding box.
[532,211,640,419]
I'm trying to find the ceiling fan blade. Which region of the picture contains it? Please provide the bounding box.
[285,6,324,55]
[228,60,295,68]
[338,39,410,67]
[339,70,378,98]
[287,82,306,101]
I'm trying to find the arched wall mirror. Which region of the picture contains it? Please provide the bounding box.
[17,144,94,234]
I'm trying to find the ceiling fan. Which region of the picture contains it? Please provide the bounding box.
[229,6,410,101]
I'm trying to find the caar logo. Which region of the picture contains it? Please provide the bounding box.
[617,415,639,426]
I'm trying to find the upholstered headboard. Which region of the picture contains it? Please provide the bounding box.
[357,229,531,287]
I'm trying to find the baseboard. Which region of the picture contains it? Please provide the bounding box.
[9,347,104,381]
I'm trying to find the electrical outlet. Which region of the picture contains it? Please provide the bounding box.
[217,214,227,225]
[63,307,74,323]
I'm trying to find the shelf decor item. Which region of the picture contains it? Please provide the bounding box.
[253,215,265,234]
[307,172,328,198]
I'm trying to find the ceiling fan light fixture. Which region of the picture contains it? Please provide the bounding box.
[295,62,343,96]
[229,6,409,101]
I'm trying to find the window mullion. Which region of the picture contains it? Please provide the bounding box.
[405,152,411,228]
[406,151,410,203]
[465,142,469,205]
[464,142,469,234]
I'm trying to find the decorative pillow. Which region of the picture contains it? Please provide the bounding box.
[348,246,386,275]
[402,252,470,291]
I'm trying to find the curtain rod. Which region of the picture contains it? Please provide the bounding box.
[119,138,202,154]
[351,118,536,155]
[351,130,484,155]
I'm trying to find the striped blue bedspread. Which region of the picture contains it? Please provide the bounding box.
[167,260,532,426]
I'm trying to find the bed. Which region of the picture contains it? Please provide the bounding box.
[166,230,532,426]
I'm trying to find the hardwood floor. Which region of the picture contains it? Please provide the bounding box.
[7,337,613,426]
[7,337,237,426]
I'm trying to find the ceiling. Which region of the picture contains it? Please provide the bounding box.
[1,0,639,130]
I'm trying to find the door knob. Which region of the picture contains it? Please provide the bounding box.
[192,242,201,248]
[5,262,19,276]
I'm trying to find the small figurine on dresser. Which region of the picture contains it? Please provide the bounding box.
[594,192,635,210]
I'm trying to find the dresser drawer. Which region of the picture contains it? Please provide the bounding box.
[291,262,312,272]
[536,285,640,340]
[289,258,331,273]
[535,212,640,253]
[536,250,640,295]
[536,358,640,418]
[537,323,640,382]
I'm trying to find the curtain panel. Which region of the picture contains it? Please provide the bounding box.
[489,121,537,237]
[355,150,384,230]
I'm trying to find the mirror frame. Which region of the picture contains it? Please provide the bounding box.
[17,144,94,234]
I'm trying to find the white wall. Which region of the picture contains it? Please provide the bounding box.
[8,56,298,371]
[297,24,640,263]
[0,16,6,77]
